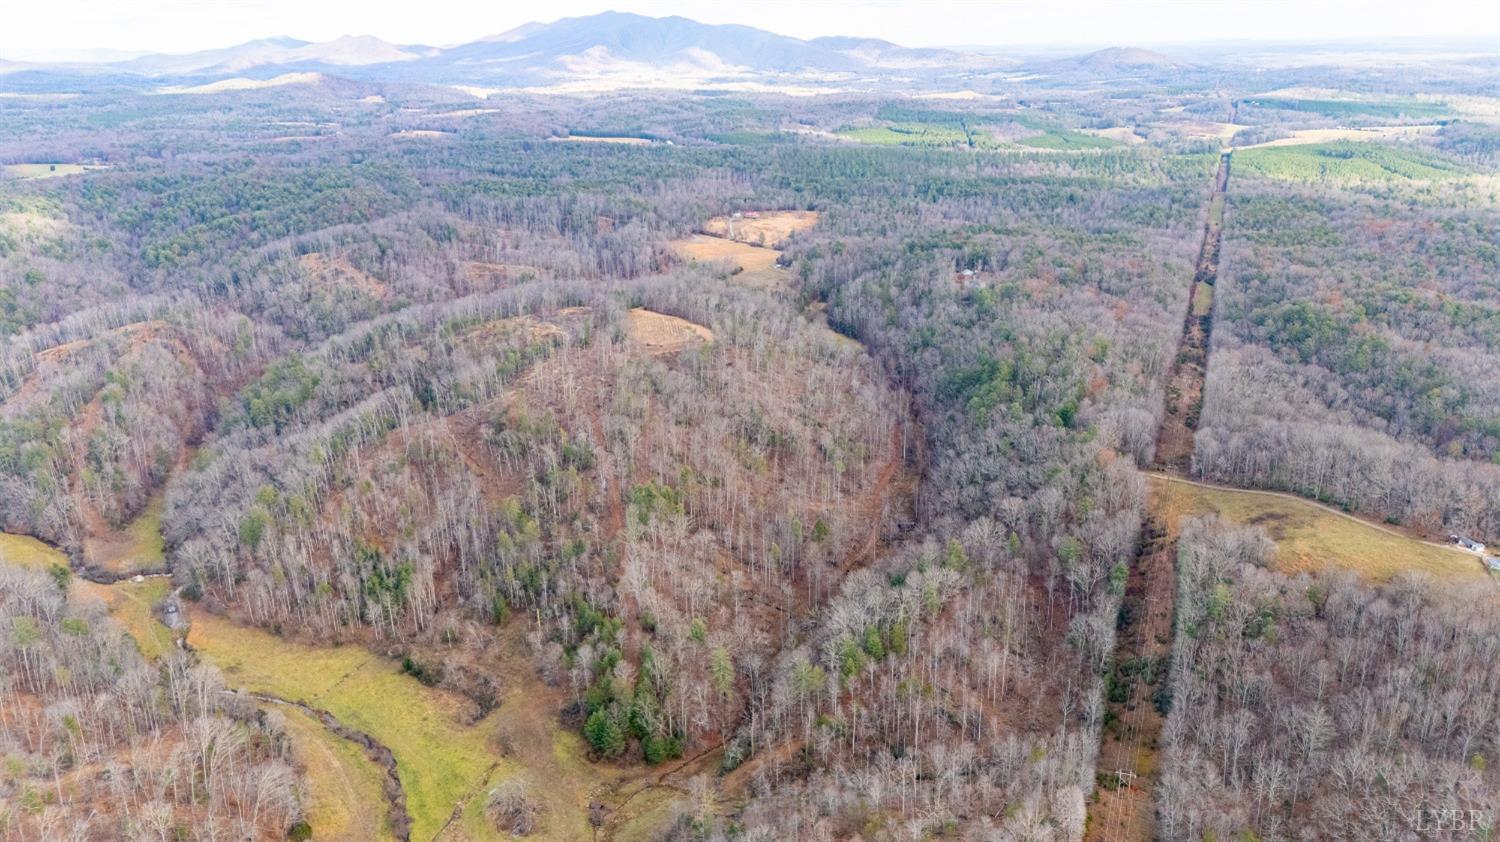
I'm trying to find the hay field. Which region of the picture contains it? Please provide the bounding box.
[1150,475,1487,582]
[703,210,819,246]
[626,308,714,353]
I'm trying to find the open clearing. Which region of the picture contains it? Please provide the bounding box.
[188,610,510,842]
[280,705,400,842]
[84,492,168,575]
[702,210,819,246]
[75,576,179,660]
[547,135,652,145]
[1016,129,1120,150]
[625,307,714,352]
[1082,126,1143,145]
[0,532,68,570]
[1191,281,1214,316]
[2,531,175,660]
[668,210,819,290]
[300,251,393,300]
[1149,474,1487,582]
[1235,124,1442,149]
[186,612,665,841]
[669,234,786,288]
[2,163,104,180]
[0,532,400,841]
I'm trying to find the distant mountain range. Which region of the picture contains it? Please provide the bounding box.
[0,12,1200,92]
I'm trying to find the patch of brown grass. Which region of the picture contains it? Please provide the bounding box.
[1149,474,1489,582]
[703,210,819,248]
[547,135,652,145]
[625,308,714,353]
[300,252,392,300]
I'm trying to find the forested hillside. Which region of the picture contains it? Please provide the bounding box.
[1161,516,1500,839]
[1201,150,1500,537]
[2,51,1498,841]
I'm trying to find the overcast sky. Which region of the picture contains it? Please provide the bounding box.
[4,0,1498,59]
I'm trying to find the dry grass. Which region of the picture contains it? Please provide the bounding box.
[391,130,456,140]
[1171,121,1244,142]
[547,135,652,145]
[1150,475,1487,582]
[703,210,819,247]
[300,252,392,300]
[1235,124,1442,149]
[2,163,99,180]
[668,234,788,289]
[84,493,168,575]
[1082,127,1144,145]
[625,308,714,353]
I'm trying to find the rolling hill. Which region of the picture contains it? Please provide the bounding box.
[3,12,997,90]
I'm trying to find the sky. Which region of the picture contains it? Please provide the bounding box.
[3,0,1498,60]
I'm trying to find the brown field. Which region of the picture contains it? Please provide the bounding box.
[1235,124,1442,150]
[300,252,392,300]
[464,261,548,288]
[1150,474,1489,582]
[547,135,652,145]
[391,130,456,140]
[1083,126,1144,145]
[702,210,820,247]
[625,308,714,353]
[2,163,104,180]
[669,234,788,289]
[1167,121,1244,142]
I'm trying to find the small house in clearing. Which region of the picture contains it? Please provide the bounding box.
[1455,536,1487,554]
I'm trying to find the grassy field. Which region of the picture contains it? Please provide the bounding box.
[1150,475,1488,582]
[188,611,514,841]
[702,210,819,247]
[1235,125,1442,150]
[1191,282,1214,317]
[0,533,396,840]
[0,532,68,570]
[1016,130,1120,150]
[2,537,663,840]
[189,610,661,842]
[1,163,97,180]
[2,532,177,659]
[280,705,400,842]
[74,577,179,660]
[1233,142,1467,183]
[547,135,653,145]
[836,122,978,147]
